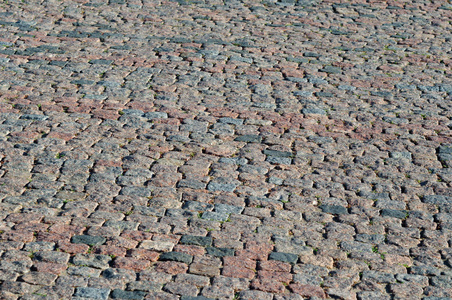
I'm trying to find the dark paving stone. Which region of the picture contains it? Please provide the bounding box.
[234,135,262,143]
[319,66,341,74]
[269,252,299,264]
[381,209,408,219]
[201,211,229,222]
[111,290,146,300]
[89,59,113,65]
[159,252,193,264]
[180,235,212,247]
[207,181,237,192]
[180,296,215,300]
[266,156,292,165]
[361,271,396,284]
[71,235,106,246]
[206,247,235,257]
[320,205,348,215]
[423,195,452,205]
[263,149,292,157]
[302,108,327,115]
[111,289,146,300]
[218,117,244,125]
[20,114,48,121]
[74,287,110,300]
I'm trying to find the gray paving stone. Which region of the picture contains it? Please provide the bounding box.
[21,271,58,285]
[207,180,238,192]
[72,235,106,246]
[126,281,162,292]
[67,266,102,278]
[390,151,412,160]
[381,209,408,219]
[357,291,390,300]
[201,211,229,222]
[269,176,284,185]
[120,186,152,198]
[355,234,385,244]
[218,117,244,125]
[111,289,146,299]
[319,66,341,74]
[430,276,452,288]
[362,271,396,284]
[263,149,292,157]
[121,109,144,116]
[23,242,55,252]
[218,157,248,165]
[269,252,299,264]
[206,247,235,257]
[74,287,110,300]
[214,204,243,215]
[395,274,428,286]
[266,156,292,165]
[159,252,193,264]
[20,114,48,121]
[102,269,136,281]
[73,254,112,269]
[180,296,214,300]
[34,251,70,264]
[340,241,373,253]
[320,205,348,215]
[234,135,262,143]
[410,265,441,276]
[177,180,206,189]
[294,91,313,97]
[180,235,212,247]
[182,201,214,212]
[239,290,274,300]
[423,195,452,205]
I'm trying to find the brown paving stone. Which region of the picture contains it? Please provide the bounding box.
[173,244,206,256]
[222,256,256,280]
[127,249,159,262]
[289,283,326,299]
[33,262,67,275]
[154,261,188,275]
[112,257,151,272]
[1,231,35,243]
[94,245,127,257]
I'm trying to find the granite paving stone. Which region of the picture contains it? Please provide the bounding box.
[269,252,299,264]
[0,0,451,298]
[71,235,107,246]
[74,287,110,300]
[111,289,147,300]
[159,252,193,265]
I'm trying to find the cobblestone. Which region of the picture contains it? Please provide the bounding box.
[73,287,110,300]
[0,0,451,298]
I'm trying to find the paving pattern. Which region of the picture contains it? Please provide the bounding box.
[0,0,452,299]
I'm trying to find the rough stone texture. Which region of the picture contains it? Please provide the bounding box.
[0,1,451,299]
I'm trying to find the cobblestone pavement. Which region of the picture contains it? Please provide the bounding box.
[0,0,451,299]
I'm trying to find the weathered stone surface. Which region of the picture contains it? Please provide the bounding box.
[72,235,106,246]
[0,2,450,299]
[320,205,348,215]
[180,236,212,248]
[269,252,299,264]
[159,252,193,264]
[74,287,110,300]
[206,247,235,257]
[111,289,146,300]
